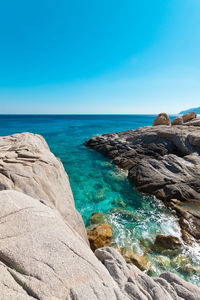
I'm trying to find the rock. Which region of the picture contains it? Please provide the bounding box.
[0,132,87,242]
[153,113,170,126]
[182,111,196,123]
[95,247,200,300]
[121,248,148,271]
[171,116,183,126]
[171,255,195,275]
[154,235,182,251]
[156,255,171,269]
[87,223,112,251]
[86,211,107,228]
[84,125,200,242]
[0,190,126,300]
[183,118,200,126]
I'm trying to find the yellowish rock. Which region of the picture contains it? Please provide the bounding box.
[121,248,148,271]
[171,116,183,126]
[153,113,170,126]
[87,223,112,251]
[182,111,196,123]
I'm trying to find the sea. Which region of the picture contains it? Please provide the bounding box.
[0,114,199,286]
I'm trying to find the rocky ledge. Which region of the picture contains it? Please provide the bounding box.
[0,132,199,299]
[85,119,200,244]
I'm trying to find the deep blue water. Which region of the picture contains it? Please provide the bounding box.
[0,114,199,285]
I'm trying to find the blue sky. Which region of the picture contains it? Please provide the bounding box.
[0,0,200,114]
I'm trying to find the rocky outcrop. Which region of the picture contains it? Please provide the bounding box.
[84,125,200,242]
[153,113,170,126]
[0,133,87,242]
[0,190,127,300]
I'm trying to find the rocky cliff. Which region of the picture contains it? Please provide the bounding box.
[0,132,199,299]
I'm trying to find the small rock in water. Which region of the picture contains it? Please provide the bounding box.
[152,113,170,126]
[120,248,148,271]
[87,223,112,251]
[154,234,182,251]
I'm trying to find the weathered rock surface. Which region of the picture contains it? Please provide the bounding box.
[87,223,112,251]
[0,190,126,300]
[183,118,200,126]
[84,125,200,242]
[95,247,200,300]
[0,132,87,242]
[153,113,170,126]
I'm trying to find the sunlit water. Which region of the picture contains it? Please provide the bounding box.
[0,115,199,286]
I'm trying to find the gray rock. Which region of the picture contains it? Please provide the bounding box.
[0,132,87,242]
[84,125,200,241]
[95,247,200,300]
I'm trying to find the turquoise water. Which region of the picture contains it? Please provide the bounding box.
[0,115,199,285]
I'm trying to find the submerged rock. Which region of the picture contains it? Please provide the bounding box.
[86,211,107,227]
[87,223,112,251]
[154,235,182,251]
[156,255,171,269]
[153,113,170,126]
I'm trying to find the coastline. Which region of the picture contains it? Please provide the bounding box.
[0,131,199,299]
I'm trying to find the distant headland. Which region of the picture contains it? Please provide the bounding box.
[180,106,200,114]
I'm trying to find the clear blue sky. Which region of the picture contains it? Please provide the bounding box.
[0,0,200,114]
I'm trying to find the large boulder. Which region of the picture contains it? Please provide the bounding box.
[153,113,170,126]
[182,111,196,123]
[0,133,87,242]
[171,116,183,126]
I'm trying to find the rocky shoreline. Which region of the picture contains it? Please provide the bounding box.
[84,114,200,246]
[0,132,199,299]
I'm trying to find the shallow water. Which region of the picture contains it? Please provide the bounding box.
[0,114,199,286]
